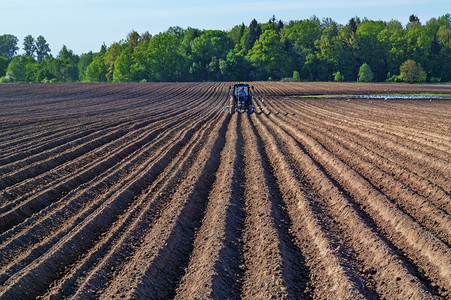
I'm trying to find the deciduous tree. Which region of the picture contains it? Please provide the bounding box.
[35,35,50,62]
[0,56,9,77]
[400,59,426,82]
[248,30,289,80]
[0,34,19,60]
[113,47,133,82]
[23,35,36,58]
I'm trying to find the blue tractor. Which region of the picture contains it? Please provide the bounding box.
[229,83,255,114]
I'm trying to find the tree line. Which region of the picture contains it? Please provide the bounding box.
[1,14,450,83]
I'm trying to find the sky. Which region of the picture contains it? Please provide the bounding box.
[3,0,451,55]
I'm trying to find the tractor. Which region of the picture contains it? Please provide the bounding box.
[229,83,254,114]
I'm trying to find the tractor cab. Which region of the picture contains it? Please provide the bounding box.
[235,85,249,97]
[229,83,254,114]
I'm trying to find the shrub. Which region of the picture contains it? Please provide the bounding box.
[358,63,374,82]
[334,71,345,82]
[400,59,426,83]
[293,70,301,82]
[387,73,403,82]
[0,73,15,83]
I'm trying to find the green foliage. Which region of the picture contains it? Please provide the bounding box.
[147,32,183,81]
[358,63,374,82]
[56,45,79,82]
[248,30,290,80]
[105,43,123,81]
[23,35,36,58]
[3,14,451,83]
[7,55,36,82]
[229,23,245,44]
[0,56,8,77]
[293,70,301,82]
[127,30,141,50]
[283,17,322,51]
[334,71,345,82]
[113,48,133,82]
[0,34,19,60]
[35,35,51,62]
[400,59,427,82]
[245,19,262,52]
[0,73,15,83]
[85,51,107,82]
[78,52,95,82]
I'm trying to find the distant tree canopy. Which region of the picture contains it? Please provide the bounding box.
[1,14,451,83]
[0,34,19,61]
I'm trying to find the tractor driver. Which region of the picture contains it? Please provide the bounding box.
[238,86,248,96]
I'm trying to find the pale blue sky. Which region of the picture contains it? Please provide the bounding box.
[4,0,450,55]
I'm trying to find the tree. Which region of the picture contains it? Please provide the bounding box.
[357,20,387,81]
[189,30,233,81]
[229,23,245,44]
[113,47,133,82]
[349,18,357,33]
[278,20,284,31]
[400,59,426,82]
[127,30,141,50]
[131,39,151,81]
[6,55,36,82]
[78,52,95,82]
[0,56,9,77]
[141,31,152,42]
[283,17,322,51]
[23,35,36,58]
[245,19,262,52]
[85,48,107,82]
[105,43,123,81]
[248,30,290,80]
[0,34,19,60]
[334,71,345,81]
[358,63,374,82]
[407,15,420,29]
[223,50,251,81]
[147,32,183,81]
[293,70,301,81]
[35,35,51,62]
[56,45,79,82]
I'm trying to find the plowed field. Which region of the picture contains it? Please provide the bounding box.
[0,82,450,299]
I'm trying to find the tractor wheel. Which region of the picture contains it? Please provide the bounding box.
[247,105,253,114]
[229,97,236,114]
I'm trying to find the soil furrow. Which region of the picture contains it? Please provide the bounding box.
[174,112,246,299]
[266,109,451,297]
[279,102,450,213]
[273,101,451,244]
[94,111,229,300]
[270,98,451,194]
[241,113,310,299]
[0,109,210,271]
[0,107,222,299]
[40,108,224,299]
[254,106,411,299]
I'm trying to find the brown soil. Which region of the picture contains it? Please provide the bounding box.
[0,82,450,299]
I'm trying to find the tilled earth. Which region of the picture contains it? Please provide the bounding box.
[0,82,450,299]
